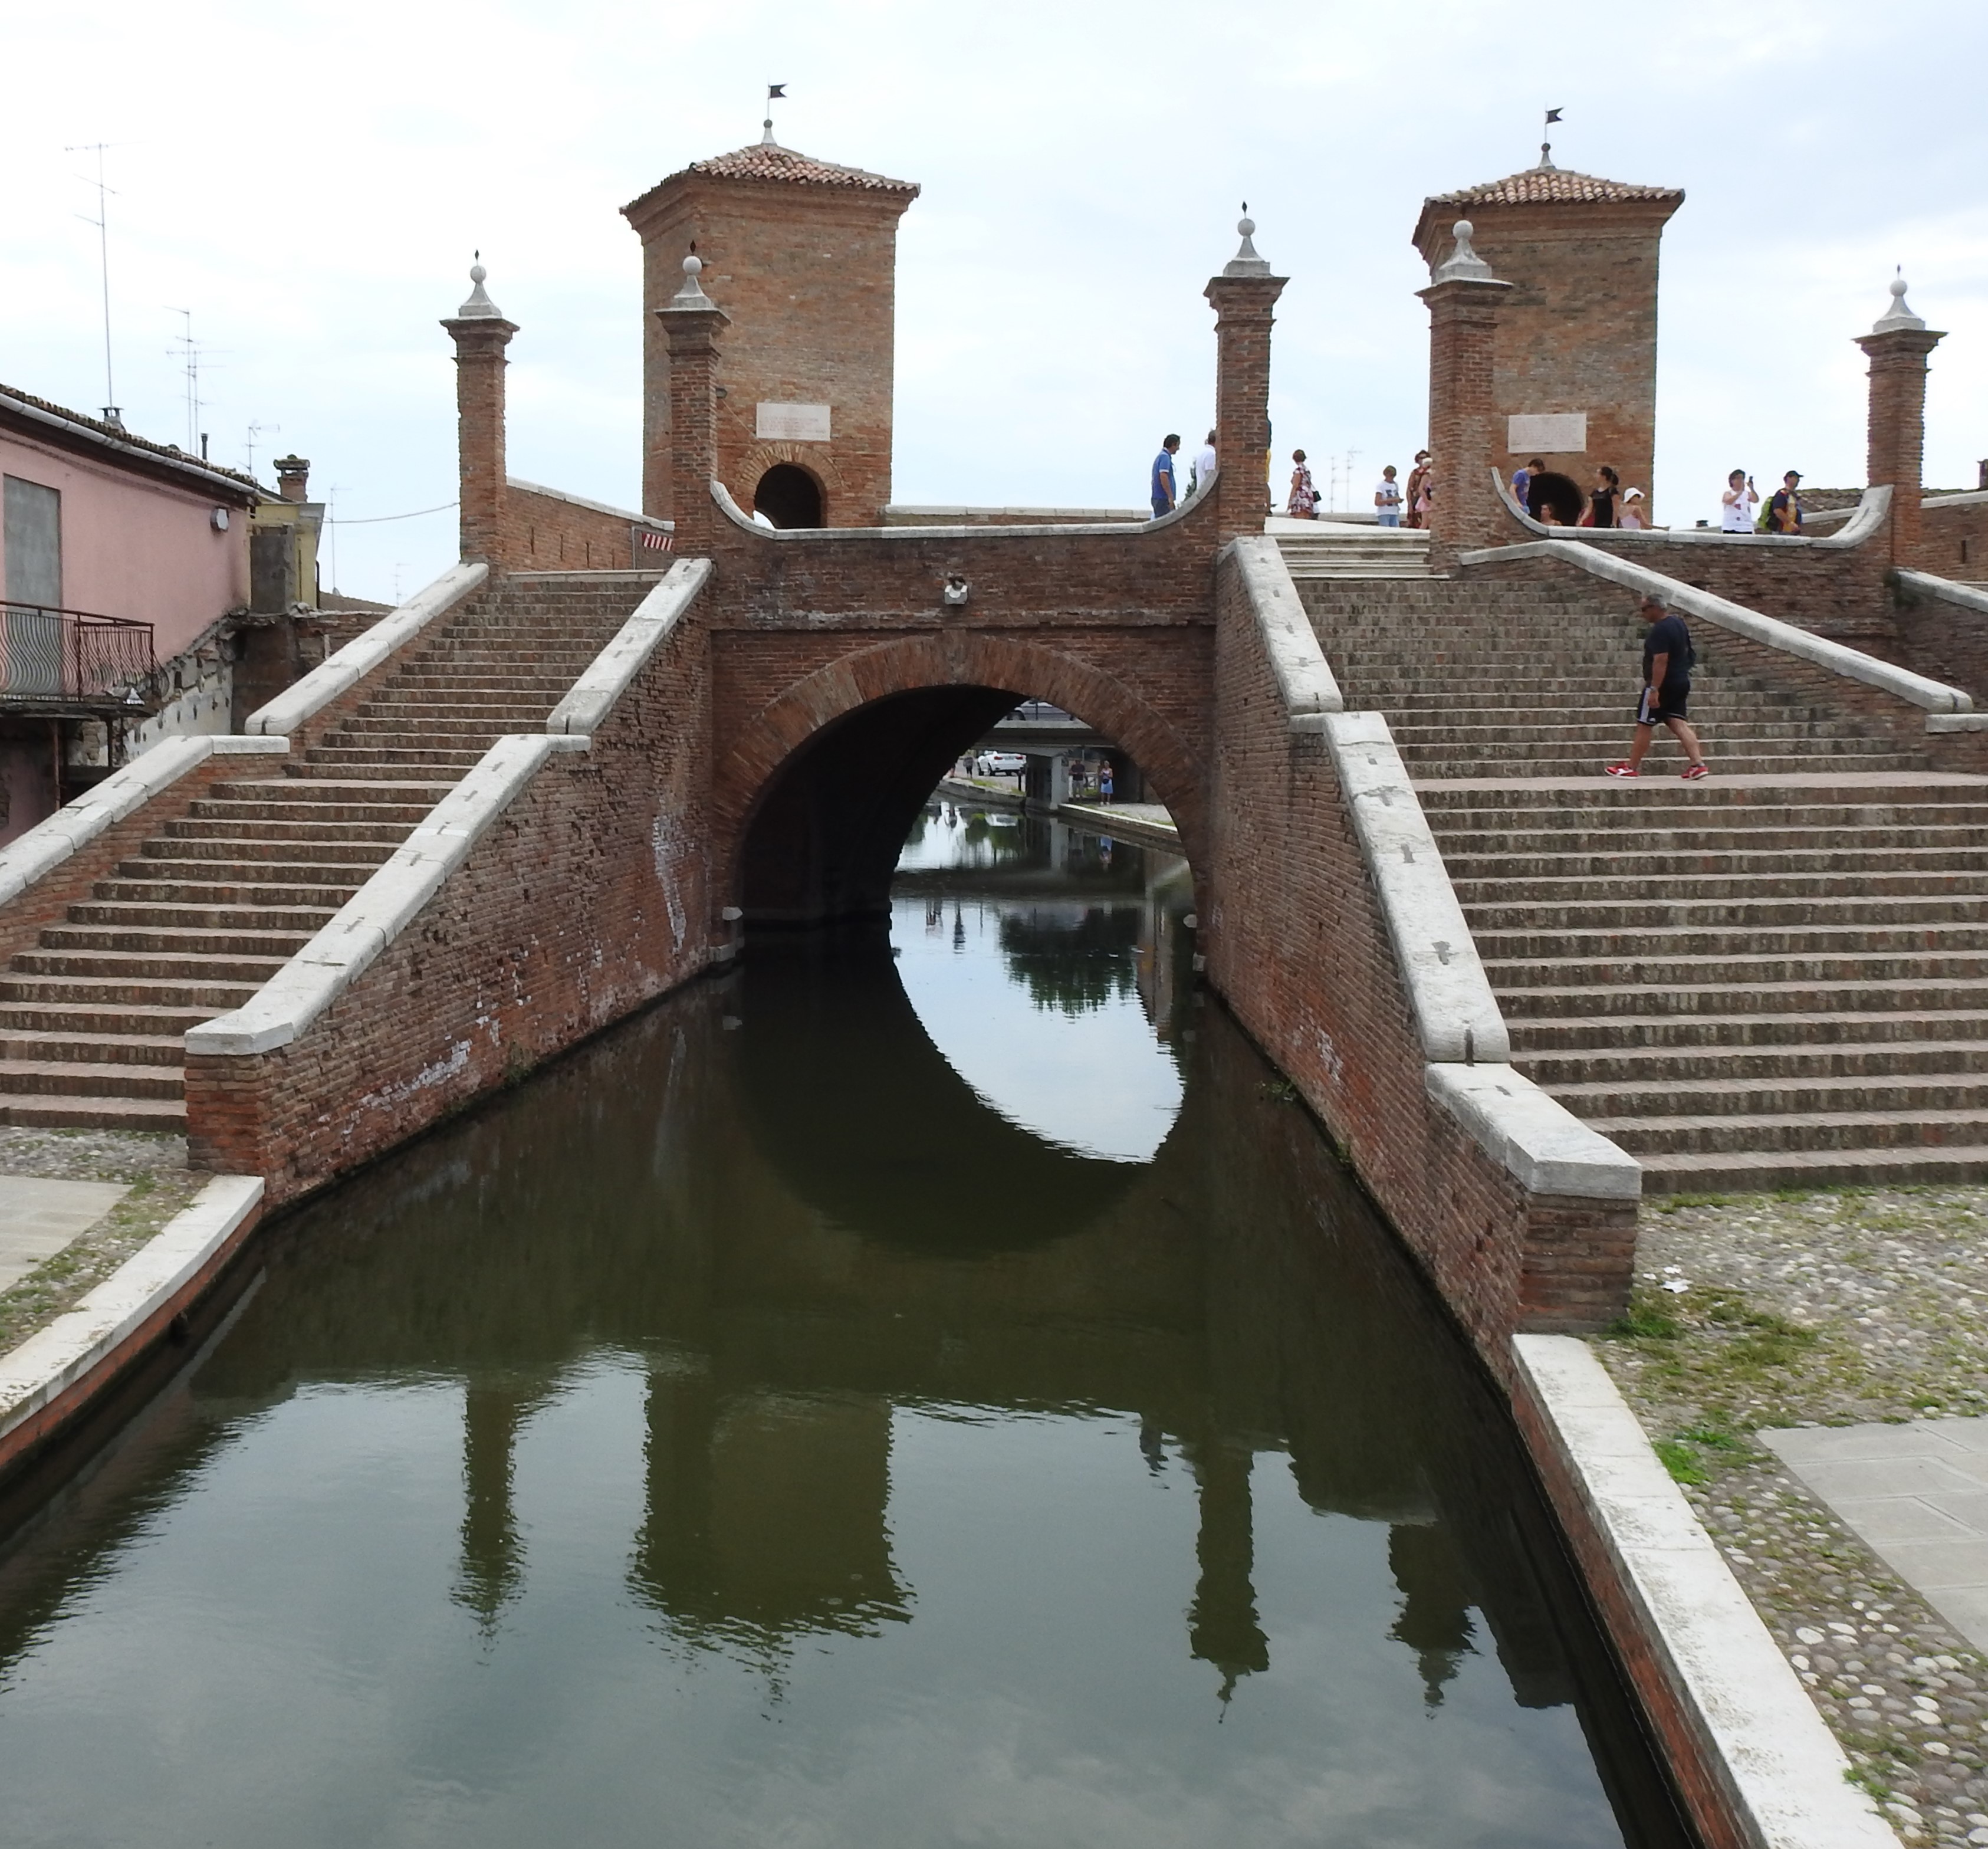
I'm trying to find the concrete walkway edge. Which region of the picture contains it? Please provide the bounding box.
[0,1173,264,1473]
[1514,1332,1897,1849]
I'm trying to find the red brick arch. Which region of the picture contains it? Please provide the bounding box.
[738,442,846,522]
[711,629,1212,916]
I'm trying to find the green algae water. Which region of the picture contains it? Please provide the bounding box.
[0,805,1690,1848]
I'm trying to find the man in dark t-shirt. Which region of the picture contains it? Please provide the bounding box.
[1605,595,1708,778]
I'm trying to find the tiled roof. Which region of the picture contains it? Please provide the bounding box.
[0,382,262,495]
[681,141,919,195]
[1425,165,1682,208]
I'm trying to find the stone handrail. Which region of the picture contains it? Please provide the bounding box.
[1225,537,1639,1201]
[186,734,587,1056]
[243,560,488,737]
[1896,567,1988,619]
[1490,469,1893,551]
[709,477,1211,541]
[1462,536,1974,714]
[1224,534,1344,722]
[0,734,288,912]
[546,558,711,736]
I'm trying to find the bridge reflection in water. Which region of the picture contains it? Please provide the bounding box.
[0,810,1688,1849]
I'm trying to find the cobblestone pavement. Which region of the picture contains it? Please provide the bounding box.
[0,1127,203,1358]
[1596,1187,1988,1845]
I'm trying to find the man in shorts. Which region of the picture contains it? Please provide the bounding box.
[1606,594,1708,779]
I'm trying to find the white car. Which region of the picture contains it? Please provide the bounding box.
[975,751,1027,776]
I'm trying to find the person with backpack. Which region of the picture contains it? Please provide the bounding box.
[1765,470,1804,534]
[1605,593,1708,779]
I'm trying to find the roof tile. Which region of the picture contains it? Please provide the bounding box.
[0,382,261,493]
[1426,165,1682,208]
[683,142,919,196]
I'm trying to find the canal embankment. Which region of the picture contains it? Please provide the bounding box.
[1593,1184,1988,1845]
[0,1129,262,1482]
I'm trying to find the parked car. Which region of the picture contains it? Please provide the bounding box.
[975,751,1027,776]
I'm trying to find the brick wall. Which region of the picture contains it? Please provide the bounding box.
[504,482,662,572]
[1915,496,1988,582]
[1204,546,1637,1354]
[185,613,714,1200]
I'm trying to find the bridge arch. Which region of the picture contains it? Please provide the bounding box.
[712,632,1209,930]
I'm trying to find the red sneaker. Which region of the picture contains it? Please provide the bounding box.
[1603,762,1638,778]
[1681,763,1710,780]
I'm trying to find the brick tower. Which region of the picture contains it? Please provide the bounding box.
[1412,150,1681,520]
[623,132,919,529]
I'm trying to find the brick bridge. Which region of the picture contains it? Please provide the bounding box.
[6,219,1988,1371]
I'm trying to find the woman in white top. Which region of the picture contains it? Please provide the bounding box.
[1721,469,1759,532]
[1619,488,1647,530]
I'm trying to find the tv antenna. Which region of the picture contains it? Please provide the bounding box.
[246,419,280,480]
[165,310,228,455]
[65,142,121,422]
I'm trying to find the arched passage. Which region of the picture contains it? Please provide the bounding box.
[1527,471,1585,526]
[753,464,824,529]
[714,633,1210,932]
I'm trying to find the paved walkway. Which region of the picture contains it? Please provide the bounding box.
[1764,1420,1988,1653]
[0,1176,130,1289]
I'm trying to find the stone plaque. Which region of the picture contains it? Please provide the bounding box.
[756,402,832,442]
[1507,413,1588,455]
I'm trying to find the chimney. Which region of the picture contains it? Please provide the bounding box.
[273,454,311,502]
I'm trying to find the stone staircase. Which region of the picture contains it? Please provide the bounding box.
[1271,521,1435,581]
[1302,575,1988,1193]
[0,572,652,1131]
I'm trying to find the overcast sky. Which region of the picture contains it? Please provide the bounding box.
[4,0,1984,602]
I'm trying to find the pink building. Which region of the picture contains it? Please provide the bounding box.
[1,385,258,845]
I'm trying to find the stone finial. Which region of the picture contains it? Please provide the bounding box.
[666,251,715,310]
[1432,218,1496,284]
[1872,270,1926,334]
[456,257,505,320]
[1223,206,1271,278]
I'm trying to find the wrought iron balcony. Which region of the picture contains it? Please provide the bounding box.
[1,603,156,707]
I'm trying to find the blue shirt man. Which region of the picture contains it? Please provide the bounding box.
[1151,434,1181,518]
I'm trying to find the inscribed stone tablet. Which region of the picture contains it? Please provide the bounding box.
[1507,413,1588,455]
[756,403,833,442]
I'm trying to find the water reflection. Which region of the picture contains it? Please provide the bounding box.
[0,810,1688,1849]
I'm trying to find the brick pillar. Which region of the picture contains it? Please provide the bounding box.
[1204,216,1287,546]
[1418,221,1512,570]
[656,254,731,557]
[441,262,518,568]
[1855,276,1945,570]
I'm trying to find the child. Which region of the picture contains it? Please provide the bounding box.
[1375,466,1402,527]
[1619,488,1647,530]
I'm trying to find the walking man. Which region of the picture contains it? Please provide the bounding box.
[1151,435,1181,518]
[1511,456,1546,517]
[1606,595,1708,779]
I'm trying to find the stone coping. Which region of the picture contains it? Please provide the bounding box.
[1490,468,1894,551]
[507,477,672,533]
[0,734,290,912]
[186,735,587,1057]
[1898,569,1988,620]
[882,504,1146,525]
[0,1173,263,1453]
[1462,536,1974,715]
[711,475,1215,542]
[1224,534,1345,721]
[242,560,489,737]
[1515,1334,1897,1849]
[1430,1068,1639,1200]
[546,559,712,736]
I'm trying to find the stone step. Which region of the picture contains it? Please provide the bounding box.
[65,899,340,933]
[1463,894,1988,931]
[0,1091,186,1131]
[1476,922,1988,963]
[38,922,313,958]
[1507,1009,1988,1052]
[1441,848,1988,880]
[0,973,259,1009]
[0,1027,183,1068]
[1637,1145,1988,1193]
[1434,824,1988,855]
[1485,948,1988,987]
[0,1059,183,1101]
[301,748,489,771]
[11,947,290,983]
[0,1000,212,1036]
[109,865,373,902]
[1586,1105,1988,1157]
[165,817,421,846]
[1453,872,1988,904]
[1524,1040,1988,1086]
[1493,975,1988,1020]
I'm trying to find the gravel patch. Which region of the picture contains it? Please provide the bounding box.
[0,1127,205,1358]
[1595,1186,1988,1841]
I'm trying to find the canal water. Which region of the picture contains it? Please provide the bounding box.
[0,804,1690,1848]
